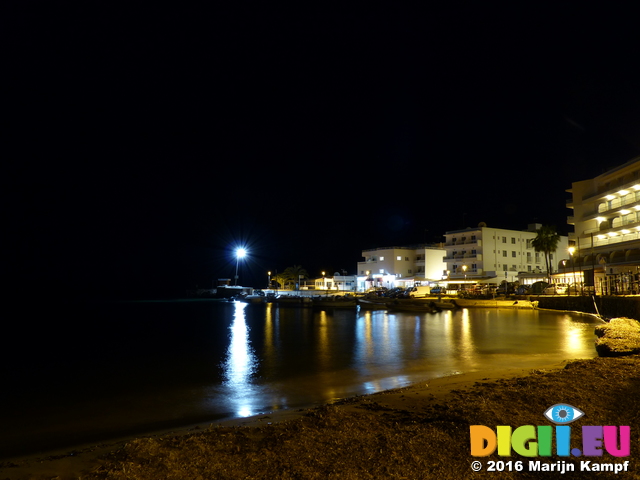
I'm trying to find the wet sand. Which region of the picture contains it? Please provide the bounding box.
[2,355,638,479]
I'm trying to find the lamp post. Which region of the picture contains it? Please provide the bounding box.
[568,247,575,296]
[267,271,271,290]
[234,248,246,286]
[462,265,467,292]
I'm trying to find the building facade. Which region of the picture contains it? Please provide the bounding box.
[356,245,447,292]
[443,224,570,287]
[567,156,640,294]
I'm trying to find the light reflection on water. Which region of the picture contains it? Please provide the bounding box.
[0,301,605,458]
[221,301,258,417]
[214,305,602,420]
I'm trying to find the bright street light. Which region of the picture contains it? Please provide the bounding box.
[235,248,247,285]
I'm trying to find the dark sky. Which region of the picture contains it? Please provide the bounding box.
[5,4,640,298]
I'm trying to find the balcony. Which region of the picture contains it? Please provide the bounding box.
[581,182,640,203]
[587,229,640,248]
[443,253,478,261]
[444,239,478,247]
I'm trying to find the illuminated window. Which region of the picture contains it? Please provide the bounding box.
[379,256,384,261]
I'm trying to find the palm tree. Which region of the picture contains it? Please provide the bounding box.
[270,273,287,290]
[531,225,561,283]
[282,265,309,290]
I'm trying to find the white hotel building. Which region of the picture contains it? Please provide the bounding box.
[355,223,571,292]
[443,223,570,287]
[567,156,640,294]
[356,245,447,292]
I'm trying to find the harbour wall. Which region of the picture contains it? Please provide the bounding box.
[535,296,639,320]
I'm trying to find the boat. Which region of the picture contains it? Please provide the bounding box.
[357,298,393,310]
[272,295,313,307]
[312,296,357,308]
[387,300,438,313]
[431,300,460,310]
[240,294,266,305]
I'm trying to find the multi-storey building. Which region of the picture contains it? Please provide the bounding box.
[443,224,570,286]
[356,245,447,292]
[566,156,640,294]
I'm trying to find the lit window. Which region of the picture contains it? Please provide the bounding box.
[397,256,402,261]
[379,256,384,261]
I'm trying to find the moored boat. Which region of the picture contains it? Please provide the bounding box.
[387,300,438,313]
[357,298,393,309]
[312,296,357,308]
[273,295,313,307]
[240,294,266,305]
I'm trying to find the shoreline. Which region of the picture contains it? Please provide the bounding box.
[0,358,597,480]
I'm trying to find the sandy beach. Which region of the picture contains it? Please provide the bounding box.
[1,353,638,480]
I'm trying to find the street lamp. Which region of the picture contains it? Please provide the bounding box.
[568,247,575,296]
[234,248,247,286]
[462,265,467,291]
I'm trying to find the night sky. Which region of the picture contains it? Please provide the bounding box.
[5,4,640,299]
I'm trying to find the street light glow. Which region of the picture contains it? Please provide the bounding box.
[234,248,247,285]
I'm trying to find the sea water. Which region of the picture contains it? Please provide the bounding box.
[0,300,602,458]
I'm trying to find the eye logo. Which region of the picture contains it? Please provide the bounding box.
[543,404,584,424]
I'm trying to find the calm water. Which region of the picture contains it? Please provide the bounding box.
[0,300,602,458]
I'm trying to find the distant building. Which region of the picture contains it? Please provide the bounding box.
[312,274,357,292]
[567,156,640,294]
[356,244,447,292]
[443,224,570,287]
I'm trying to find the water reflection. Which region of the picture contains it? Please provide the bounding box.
[217,304,601,420]
[222,301,258,417]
